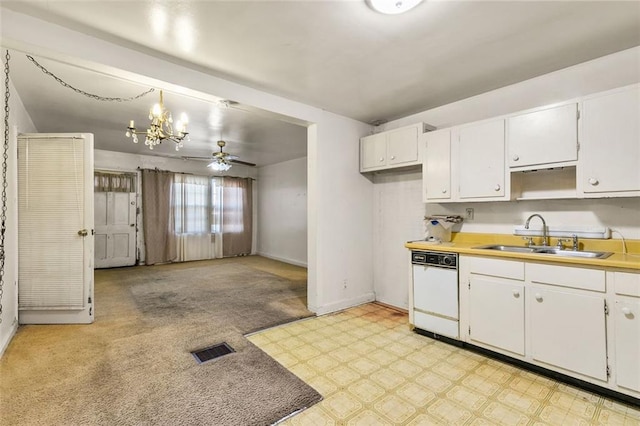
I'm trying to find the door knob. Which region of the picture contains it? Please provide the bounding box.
[588,178,599,186]
[77,229,88,237]
[512,155,519,161]
[494,184,501,191]
[622,307,632,315]
[535,293,543,302]
[390,156,396,160]
[442,189,447,194]
[512,290,520,298]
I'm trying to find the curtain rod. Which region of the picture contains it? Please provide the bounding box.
[136,167,256,180]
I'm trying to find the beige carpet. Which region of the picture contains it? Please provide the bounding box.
[0,256,321,425]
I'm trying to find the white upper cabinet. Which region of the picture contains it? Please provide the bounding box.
[579,85,640,197]
[423,129,451,202]
[508,103,578,169]
[388,125,420,166]
[458,119,507,200]
[360,133,387,171]
[360,123,428,172]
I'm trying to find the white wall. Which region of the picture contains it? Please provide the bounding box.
[373,48,640,310]
[257,157,307,267]
[2,9,375,316]
[308,113,375,315]
[0,79,37,357]
[373,170,424,308]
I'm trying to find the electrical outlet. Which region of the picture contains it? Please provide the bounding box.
[466,208,474,220]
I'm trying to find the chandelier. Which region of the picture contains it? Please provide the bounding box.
[207,157,232,172]
[126,90,189,151]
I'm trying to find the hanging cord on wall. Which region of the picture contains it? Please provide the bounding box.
[26,54,155,102]
[0,49,10,324]
[611,229,640,257]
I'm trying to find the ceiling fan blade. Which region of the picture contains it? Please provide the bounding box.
[181,156,212,161]
[230,159,256,167]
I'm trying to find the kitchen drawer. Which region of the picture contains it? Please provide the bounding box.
[527,263,605,292]
[466,256,524,280]
[613,271,640,297]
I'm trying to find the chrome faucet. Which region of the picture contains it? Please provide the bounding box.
[524,214,549,246]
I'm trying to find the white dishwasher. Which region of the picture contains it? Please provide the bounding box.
[411,250,459,340]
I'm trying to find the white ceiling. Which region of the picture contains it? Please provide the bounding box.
[2,1,639,165]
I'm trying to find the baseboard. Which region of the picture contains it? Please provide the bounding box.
[256,252,307,268]
[374,301,408,314]
[19,309,94,324]
[0,321,18,359]
[314,292,376,316]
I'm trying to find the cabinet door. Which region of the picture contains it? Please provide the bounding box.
[508,103,578,168]
[581,86,640,194]
[388,125,419,166]
[529,286,607,381]
[614,298,640,392]
[360,133,387,171]
[424,129,451,201]
[459,119,506,199]
[469,275,525,355]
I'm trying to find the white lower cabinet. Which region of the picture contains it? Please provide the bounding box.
[459,255,640,401]
[469,275,525,355]
[612,271,640,393]
[614,297,640,393]
[529,285,607,381]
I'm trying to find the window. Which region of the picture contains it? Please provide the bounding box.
[174,175,210,234]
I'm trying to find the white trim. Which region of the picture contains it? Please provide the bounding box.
[256,252,307,268]
[0,321,18,359]
[314,293,376,316]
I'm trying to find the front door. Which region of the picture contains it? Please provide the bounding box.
[94,191,137,268]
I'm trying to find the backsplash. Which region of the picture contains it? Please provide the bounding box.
[428,197,640,241]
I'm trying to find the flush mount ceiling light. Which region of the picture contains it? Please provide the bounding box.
[126,90,189,151]
[366,0,423,14]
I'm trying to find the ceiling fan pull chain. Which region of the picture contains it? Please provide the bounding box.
[26,55,155,102]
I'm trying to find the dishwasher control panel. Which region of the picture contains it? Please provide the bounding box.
[411,250,457,269]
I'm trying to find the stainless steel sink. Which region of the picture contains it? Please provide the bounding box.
[533,248,613,259]
[472,244,539,253]
[472,244,613,259]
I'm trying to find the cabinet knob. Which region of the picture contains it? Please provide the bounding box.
[535,293,543,302]
[379,157,384,163]
[622,307,632,315]
[588,178,599,186]
[512,155,519,161]
[442,189,447,194]
[512,290,520,298]
[494,184,501,191]
[390,156,396,160]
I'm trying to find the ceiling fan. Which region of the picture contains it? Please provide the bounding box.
[183,140,256,170]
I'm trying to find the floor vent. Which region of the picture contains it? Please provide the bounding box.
[191,342,235,364]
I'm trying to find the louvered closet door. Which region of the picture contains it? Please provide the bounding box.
[18,133,94,324]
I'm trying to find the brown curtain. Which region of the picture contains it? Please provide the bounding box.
[141,169,177,265]
[222,177,252,257]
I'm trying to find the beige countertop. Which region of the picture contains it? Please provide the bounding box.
[405,233,640,271]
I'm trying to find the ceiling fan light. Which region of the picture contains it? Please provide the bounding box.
[366,0,422,14]
[207,159,232,172]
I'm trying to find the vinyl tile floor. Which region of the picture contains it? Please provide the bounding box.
[247,303,640,425]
